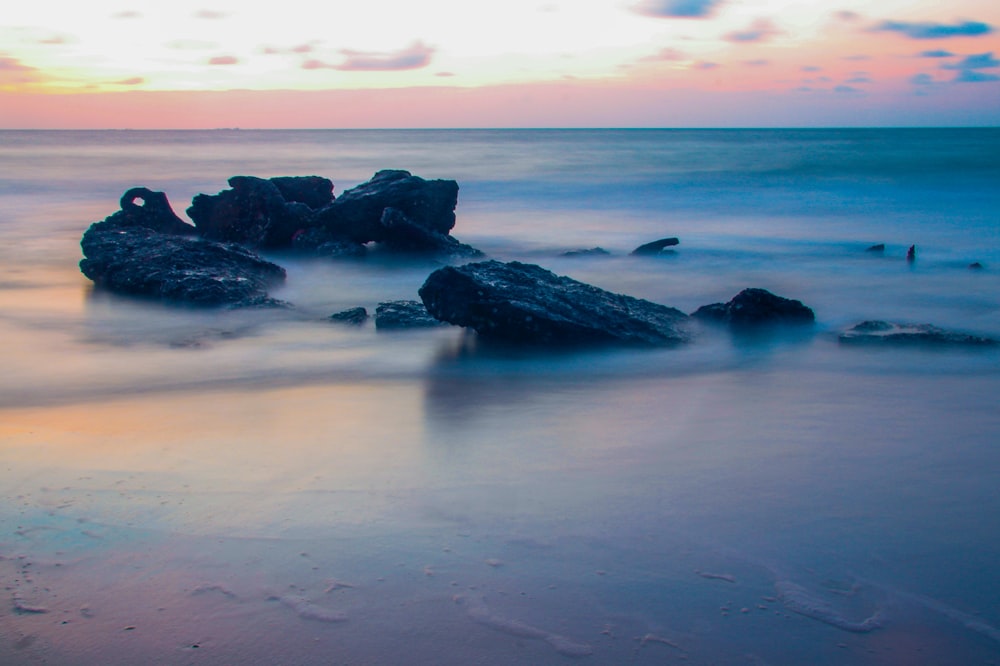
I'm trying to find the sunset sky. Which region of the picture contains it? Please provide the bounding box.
[2,0,998,128]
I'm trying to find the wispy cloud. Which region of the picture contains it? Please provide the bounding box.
[833,11,862,23]
[633,0,723,19]
[195,10,227,19]
[910,73,937,85]
[943,51,1000,83]
[208,55,239,65]
[724,18,781,43]
[872,19,993,40]
[38,35,72,45]
[112,10,141,19]
[834,85,862,94]
[743,59,769,67]
[693,61,719,70]
[304,41,435,71]
[801,65,823,72]
[167,40,218,51]
[920,50,955,58]
[843,54,871,62]
[639,47,687,63]
[262,43,316,56]
[111,77,145,86]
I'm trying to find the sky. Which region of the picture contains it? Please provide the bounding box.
[1,0,998,128]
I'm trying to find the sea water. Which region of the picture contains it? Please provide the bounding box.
[1,129,999,664]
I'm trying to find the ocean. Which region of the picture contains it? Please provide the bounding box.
[1,128,999,664]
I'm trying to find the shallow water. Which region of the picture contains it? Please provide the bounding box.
[1,129,999,664]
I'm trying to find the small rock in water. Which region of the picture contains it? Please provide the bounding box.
[839,320,997,347]
[562,247,611,257]
[906,244,916,262]
[691,288,815,327]
[329,307,368,325]
[969,262,985,270]
[374,300,447,329]
[631,237,679,256]
[865,243,885,253]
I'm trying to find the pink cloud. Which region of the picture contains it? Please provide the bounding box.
[112,77,145,86]
[208,55,239,65]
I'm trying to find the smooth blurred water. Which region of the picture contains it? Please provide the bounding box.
[1,129,999,665]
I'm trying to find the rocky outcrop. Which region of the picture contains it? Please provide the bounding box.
[419,260,691,346]
[113,187,197,236]
[631,237,679,256]
[187,176,321,248]
[316,170,459,244]
[80,193,286,307]
[692,288,815,327]
[838,321,997,346]
[290,228,367,258]
[374,300,447,329]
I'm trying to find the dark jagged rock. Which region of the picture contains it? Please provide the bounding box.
[906,245,916,262]
[330,307,368,325]
[290,227,367,258]
[838,321,997,346]
[80,223,287,307]
[112,187,197,236]
[269,176,334,209]
[419,260,691,346]
[562,247,610,257]
[866,243,885,253]
[969,262,985,270]
[187,176,316,248]
[692,288,815,327]
[631,237,679,256]
[378,207,483,257]
[316,170,459,244]
[374,300,447,329]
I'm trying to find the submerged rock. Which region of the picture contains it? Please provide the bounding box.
[80,224,286,307]
[419,260,691,346]
[692,288,815,327]
[969,262,985,270]
[329,307,369,325]
[865,243,885,253]
[187,176,320,248]
[374,300,447,329]
[316,170,459,244]
[838,321,997,346]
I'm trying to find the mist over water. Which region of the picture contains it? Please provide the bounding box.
[1,129,999,664]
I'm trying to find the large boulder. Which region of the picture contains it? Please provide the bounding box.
[838,321,997,346]
[316,170,459,244]
[269,176,334,209]
[692,288,815,327]
[187,176,319,248]
[419,260,691,346]
[378,207,482,257]
[80,194,287,307]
